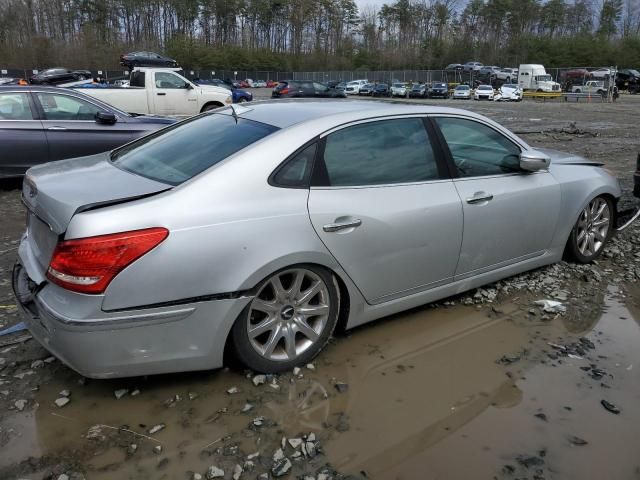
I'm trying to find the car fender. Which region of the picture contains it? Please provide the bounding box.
[547,164,621,252]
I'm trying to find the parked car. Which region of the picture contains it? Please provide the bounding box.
[445,64,464,71]
[427,82,449,98]
[335,82,347,92]
[371,83,390,97]
[120,52,178,69]
[13,101,637,378]
[453,84,472,99]
[0,78,28,86]
[30,68,92,85]
[193,79,253,103]
[478,66,501,78]
[0,86,175,178]
[408,83,426,98]
[113,79,130,88]
[589,68,613,79]
[497,83,523,101]
[560,68,590,82]
[345,80,368,95]
[463,61,484,72]
[390,82,408,97]
[496,68,518,82]
[474,84,495,100]
[253,80,267,88]
[357,83,375,96]
[78,68,232,116]
[271,80,346,98]
[616,69,640,93]
[571,81,605,95]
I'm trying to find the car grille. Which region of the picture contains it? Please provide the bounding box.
[553,85,560,91]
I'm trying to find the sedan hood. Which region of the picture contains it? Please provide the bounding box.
[536,148,604,166]
[23,153,171,234]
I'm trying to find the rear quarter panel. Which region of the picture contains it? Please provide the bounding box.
[81,88,150,115]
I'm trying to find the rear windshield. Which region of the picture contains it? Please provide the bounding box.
[111,113,278,185]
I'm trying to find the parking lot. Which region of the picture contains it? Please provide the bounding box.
[1,95,640,480]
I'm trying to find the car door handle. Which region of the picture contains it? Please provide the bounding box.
[466,192,494,204]
[323,218,362,232]
[157,92,166,96]
[47,126,67,131]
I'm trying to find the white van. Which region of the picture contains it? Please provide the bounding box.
[518,64,561,92]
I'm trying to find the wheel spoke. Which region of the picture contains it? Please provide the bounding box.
[252,298,279,314]
[298,304,329,317]
[263,324,283,357]
[593,229,606,242]
[594,201,607,220]
[294,316,320,342]
[290,271,304,297]
[270,276,287,300]
[284,326,297,359]
[593,218,609,228]
[298,281,322,304]
[248,316,278,338]
[576,229,586,243]
[587,234,595,254]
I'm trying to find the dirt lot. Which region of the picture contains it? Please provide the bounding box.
[0,96,639,480]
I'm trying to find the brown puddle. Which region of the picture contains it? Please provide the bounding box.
[1,290,639,479]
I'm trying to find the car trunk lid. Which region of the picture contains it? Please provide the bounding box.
[22,153,171,276]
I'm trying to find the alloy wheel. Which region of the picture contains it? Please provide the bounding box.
[576,197,610,257]
[247,268,331,362]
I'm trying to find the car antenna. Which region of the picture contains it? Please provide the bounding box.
[230,104,239,124]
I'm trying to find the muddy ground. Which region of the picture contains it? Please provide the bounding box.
[0,96,639,480]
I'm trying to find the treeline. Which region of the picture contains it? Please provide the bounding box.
[1,0,640,71]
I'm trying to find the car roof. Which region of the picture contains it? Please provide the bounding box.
[223,100,488,129]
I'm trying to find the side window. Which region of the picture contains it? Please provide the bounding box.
[155,72,187,89]
[272,143,317,187]
[0,93,34,120]
[321,118,440,187]
[130,71,145,87]
[313,82,327,91]
[36,93,100,121]
[435,117,521,177]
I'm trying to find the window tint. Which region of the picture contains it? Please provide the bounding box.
[111,113,278,185]
[435,117,521,178]
[321,118,439,187]
[155,72,187,89]
[273,143,317,187]
[36,93,100,120]
[0,93,34,120]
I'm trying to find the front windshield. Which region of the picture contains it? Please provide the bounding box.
[111,113,278,185]
[455,85,469,90]
[393,83,403,87]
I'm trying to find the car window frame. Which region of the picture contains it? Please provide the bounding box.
[310,115,452,189]
[427,115,527,180]
[32,90,123,122]
[0,90,39,121]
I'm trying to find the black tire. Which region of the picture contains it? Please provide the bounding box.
[237,97,246,103]
[231,265,339,373]
[565,195,614,263]
[202,103,222,112]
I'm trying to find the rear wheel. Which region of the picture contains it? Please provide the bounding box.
[566,196,613,263]
[231,266,339,373]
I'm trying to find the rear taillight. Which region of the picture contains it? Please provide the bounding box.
[280,88,289,94]
[46,227,168,294]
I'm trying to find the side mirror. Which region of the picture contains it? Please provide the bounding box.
[185,82,193,90]
[520,150,550,172]
[95,111,117,125]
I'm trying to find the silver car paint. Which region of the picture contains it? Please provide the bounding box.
[14,101,623,378]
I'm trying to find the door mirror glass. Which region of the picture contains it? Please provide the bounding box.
[95,111,117,124]
[520,151,550,172]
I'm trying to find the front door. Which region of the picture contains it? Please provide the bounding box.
[0,91,48,176]
[35,92,137,161]
[308,117,463,304]
[152,72,200,116]
[432,116,561,278]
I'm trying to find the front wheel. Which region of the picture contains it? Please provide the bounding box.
[231,266,339,373]
[237,97,246,103]
[566,196,613,263]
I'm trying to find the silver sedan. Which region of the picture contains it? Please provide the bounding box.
[13,101,638,378]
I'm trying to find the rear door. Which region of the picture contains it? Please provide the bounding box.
[308,117,463,304]
[0,91,48,176]
[431,116,561,279]
[151,71,200,115]
[34,91,139,161]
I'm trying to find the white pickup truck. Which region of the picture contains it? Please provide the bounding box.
[571,81,605,94]
[79,68,232,116]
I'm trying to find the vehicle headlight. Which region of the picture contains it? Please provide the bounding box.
[225,96,232,104]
